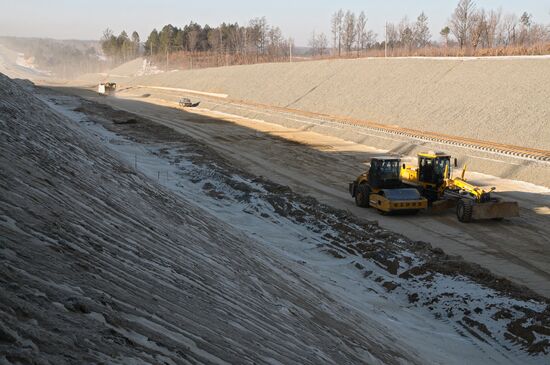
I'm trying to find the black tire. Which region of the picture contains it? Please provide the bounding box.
[355,184,370,208]
[457,199,473,223]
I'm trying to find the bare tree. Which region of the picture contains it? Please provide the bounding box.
[248,17,268,56]
[498,13,517,45]
[309,31,319,56]
[331,9,344,56]
[267,26,283,56]
[484,9,501,48]
[342,10,356,53]
[318,33,328,55]
[386,22,399,50]
[399,17,414,51]
[355,11,367,55]
[450,0,476,49]
[469,9,485,51]
[309,31,329,56]
[308,31,317,55]
[529,23,550,45]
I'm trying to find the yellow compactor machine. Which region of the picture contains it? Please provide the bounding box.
[400,152,519,222]
[349,156,428,215]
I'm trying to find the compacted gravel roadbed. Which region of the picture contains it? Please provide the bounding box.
[59,85,550,299]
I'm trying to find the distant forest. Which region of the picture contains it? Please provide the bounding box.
[100,0,550,71]
[2,0,549,78]
[101,17,292,69]
[4,0,548,78]
[323,0,550,58]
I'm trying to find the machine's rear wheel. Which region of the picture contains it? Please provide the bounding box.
[355,184,370,207]
[457,199,473,223]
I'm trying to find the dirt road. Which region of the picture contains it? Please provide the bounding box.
[54,86,550,298]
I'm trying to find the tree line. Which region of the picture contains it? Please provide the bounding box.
[100,29,140,64]
[100,0,550,69]
[101,18,293,69]
[445,0,547,51]
[313,9,429,56]
[323,0,549,57]
[322,10,378,57]
[143,18,291,62]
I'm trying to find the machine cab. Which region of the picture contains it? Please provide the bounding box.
[368,157,402,189]
[417,152,452,187]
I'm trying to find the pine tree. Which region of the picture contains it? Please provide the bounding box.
[415,12,431,47]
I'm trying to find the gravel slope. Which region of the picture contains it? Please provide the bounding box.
[130,57,550,150]
[0,74,413,364]
[2,70,550,363]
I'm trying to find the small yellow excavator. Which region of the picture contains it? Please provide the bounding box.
[349,156,428,215]
[400,152,519,222]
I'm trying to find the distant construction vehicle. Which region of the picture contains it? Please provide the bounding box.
[349,156,428,215]
[179,97,200,108]
[98,82,116,96]
[400,152,519,222]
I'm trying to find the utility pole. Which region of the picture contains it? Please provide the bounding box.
[385,21,387,58]
[244,27,247,61]
[289,37,293,63]
[219,29,223,67]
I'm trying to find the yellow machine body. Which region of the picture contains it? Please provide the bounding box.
[400,151,451,194]
[350,157,428,215]
[368,192,428,213]
[400,152,519,222]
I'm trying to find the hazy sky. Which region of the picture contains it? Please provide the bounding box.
[1,0,549,45]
